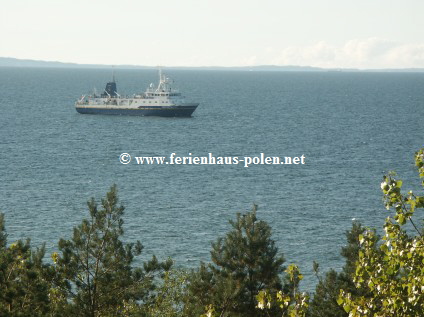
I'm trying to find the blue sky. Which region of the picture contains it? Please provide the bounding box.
[1,0,423,68]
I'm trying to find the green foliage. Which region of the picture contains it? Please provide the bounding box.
[0,213,7,248]
[188,205,286,317]
[338,148,424,316]
[340,222,377,277]
[308,221,377,317]
[309,268,349,317]
[145,269,190,317]
[51,184,173,317]
[256,264,309,317]
[0,213,52,316]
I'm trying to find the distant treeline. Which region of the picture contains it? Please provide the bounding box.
[2,57,424,72]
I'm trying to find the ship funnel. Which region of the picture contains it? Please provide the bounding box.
[101,81,118,97]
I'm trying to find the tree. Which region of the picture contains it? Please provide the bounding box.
[309,222,376,317]
[338,148,424,316]
[51,185,172,316]
[145,269,190,317]
[0,213,52,316]
[188,205,286,317]
[256,264,309,317]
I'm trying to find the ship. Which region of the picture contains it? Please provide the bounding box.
[75,70,199,117]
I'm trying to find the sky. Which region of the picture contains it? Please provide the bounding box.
[1,0,423,68]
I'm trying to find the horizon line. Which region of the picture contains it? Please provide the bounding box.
[1,56,424,72]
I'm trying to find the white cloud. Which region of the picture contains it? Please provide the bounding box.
[383,44,424,68]
[240,56,259,66]
[271,38,424,69]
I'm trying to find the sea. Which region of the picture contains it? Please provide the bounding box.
[0,67,423,292]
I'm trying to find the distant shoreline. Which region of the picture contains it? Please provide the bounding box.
[1,56,424,72]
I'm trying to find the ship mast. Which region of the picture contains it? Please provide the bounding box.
[157,67,165,92]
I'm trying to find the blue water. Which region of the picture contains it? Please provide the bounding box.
[0,67,423,292]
